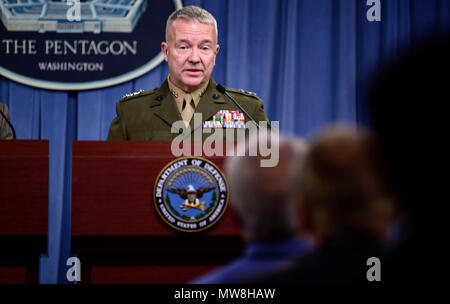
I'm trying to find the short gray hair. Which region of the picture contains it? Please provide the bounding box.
[165,6,218,41]
[225,135,308,241]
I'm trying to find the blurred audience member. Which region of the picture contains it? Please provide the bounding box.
[190,135,311,284]
[243,126,394,283]
[369,36,450,281]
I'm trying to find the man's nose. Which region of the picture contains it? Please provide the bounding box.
[188,47,200,63]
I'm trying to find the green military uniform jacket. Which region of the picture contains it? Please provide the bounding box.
[107,78,269,141]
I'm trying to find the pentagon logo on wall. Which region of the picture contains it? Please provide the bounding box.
[0,0,182,90]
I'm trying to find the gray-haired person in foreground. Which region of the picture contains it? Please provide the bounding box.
[241,125,395,284]
[190,135,312,284]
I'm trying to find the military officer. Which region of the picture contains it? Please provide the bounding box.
[0,102,13,140]
[107,6,269,141]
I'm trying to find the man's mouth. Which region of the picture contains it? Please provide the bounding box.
[184,69,202,76]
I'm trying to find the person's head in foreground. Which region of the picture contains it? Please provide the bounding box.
[300,125,395,246]
[225,135,309,242]
[368,35,450,281]
[239,125,395,284]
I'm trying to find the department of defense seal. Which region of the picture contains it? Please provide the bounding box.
[154,157,229,232]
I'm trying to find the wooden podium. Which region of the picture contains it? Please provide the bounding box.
[0,140,48,284]
[72,141,242,284]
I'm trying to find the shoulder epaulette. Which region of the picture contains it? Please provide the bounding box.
[120,89,157,102]
[227,88,258,97]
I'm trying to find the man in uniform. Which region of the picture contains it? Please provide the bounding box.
[0,101,14,140]
[107,6,269,141]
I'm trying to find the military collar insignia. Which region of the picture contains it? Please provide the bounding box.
[122,90,144,99]
[169,87,208,98]
[169,85,208,99]
[199,86,208,97]
[169,88,179,98]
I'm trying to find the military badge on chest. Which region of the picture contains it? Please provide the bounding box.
[154,157,229,232]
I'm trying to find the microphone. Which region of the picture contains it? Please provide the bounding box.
[0,106,16,140]
[216,84,259,129]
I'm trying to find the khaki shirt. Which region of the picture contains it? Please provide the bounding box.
[167,76,209,116]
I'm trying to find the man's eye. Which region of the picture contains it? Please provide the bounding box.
[201,46,210,51]
[179,45,188,50]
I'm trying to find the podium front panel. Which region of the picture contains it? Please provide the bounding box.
[72,141,242,283]
[0,140,49,284]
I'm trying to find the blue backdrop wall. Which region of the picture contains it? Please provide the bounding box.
[1,0,449,283]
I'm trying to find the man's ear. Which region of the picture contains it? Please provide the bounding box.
[161,42,169,61]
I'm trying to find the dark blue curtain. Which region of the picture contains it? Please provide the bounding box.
[1,0,449,283]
